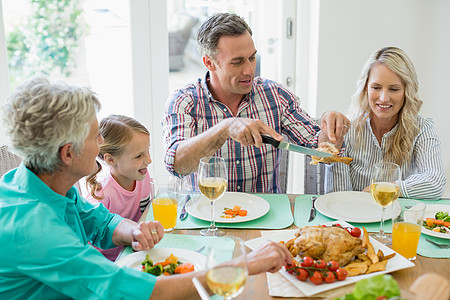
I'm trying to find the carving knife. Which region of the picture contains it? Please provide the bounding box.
[308,196,317,222]
[261,135,333,157]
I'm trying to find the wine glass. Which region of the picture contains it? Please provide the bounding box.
[370,162,401,244]
[206,236,248,299]
[198,156,228,236]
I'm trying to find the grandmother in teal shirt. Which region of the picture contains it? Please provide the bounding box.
[0,75,293,300]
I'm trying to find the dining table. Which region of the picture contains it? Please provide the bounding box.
[120,193,450,299]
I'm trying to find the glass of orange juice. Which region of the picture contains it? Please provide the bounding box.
[152,180,179,233]
[392,199,425,260]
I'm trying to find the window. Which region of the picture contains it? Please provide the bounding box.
[2,0,133,120]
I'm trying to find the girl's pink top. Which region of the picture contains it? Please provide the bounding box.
[84,169,152,261]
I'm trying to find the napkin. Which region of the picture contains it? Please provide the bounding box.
[417,235,450,258]
[116,234,234,263]
[147,193,293,230]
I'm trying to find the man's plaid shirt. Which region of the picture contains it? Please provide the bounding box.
[162,72,320,193]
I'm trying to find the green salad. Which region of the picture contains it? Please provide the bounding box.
[334,275,405,300]
[423,211,450,234]
[435,211,450,222]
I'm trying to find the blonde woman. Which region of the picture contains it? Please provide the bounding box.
[325,47,446,200]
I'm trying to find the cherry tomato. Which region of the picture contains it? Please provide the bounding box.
[310,271,324,285]
[285,263,296,269]
[300,256,314,267]
[336,268,348,281]
[351,227,362,238]
[314,259,327,269]
[377,297,387,300]
[286,264,297,274]
[335,223,342,227]
[324,271,336,283]
[326,260,339,272]
[296,268,309,281]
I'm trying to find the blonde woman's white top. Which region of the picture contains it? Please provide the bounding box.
[325,115,446,200]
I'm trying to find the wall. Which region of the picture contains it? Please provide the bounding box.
[314,0,450,197]
[0,2,8,143]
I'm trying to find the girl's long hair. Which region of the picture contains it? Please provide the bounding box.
[86,115,149,200]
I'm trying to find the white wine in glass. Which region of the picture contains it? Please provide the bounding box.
[371,182,400,207]
[198,156,228,236]
[199,177,227,200]
[370,162,401,244]
[206,237,248,300]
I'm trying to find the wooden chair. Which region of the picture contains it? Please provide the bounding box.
[304,155,325,195]
[0,145,22,177]
[302,117,325,195]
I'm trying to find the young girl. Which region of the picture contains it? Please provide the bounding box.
[85,114,153,261]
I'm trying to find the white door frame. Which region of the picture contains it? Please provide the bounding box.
[129,0,169,181]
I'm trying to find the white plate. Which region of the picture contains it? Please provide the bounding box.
[245,220,415,297]
[115,248,206,271]
[186,192,270,223]
[421,204,450,240]
[315,191,396,223]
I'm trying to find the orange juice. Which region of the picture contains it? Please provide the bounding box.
[392,222,421,259]
[152,197,177,230]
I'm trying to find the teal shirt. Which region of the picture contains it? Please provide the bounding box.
[0,164,156,299]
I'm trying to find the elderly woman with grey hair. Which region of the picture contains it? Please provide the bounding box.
[0,75,293,299]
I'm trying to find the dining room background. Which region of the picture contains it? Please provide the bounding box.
[1,0,449,197]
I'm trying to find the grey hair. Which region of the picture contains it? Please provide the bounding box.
[197,13,252,60]
[1,75,101,174]
[350,47,423,165]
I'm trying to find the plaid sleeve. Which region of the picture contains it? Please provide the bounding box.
[162,88,197,176]
[276,84,321,147]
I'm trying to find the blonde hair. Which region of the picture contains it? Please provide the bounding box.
[1,75,100,174]
[86,114,150,200]
[350,47,423,165]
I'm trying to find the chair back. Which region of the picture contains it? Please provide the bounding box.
[278,147,289,193]
[304,152,325,195]
[0,145,22,177]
